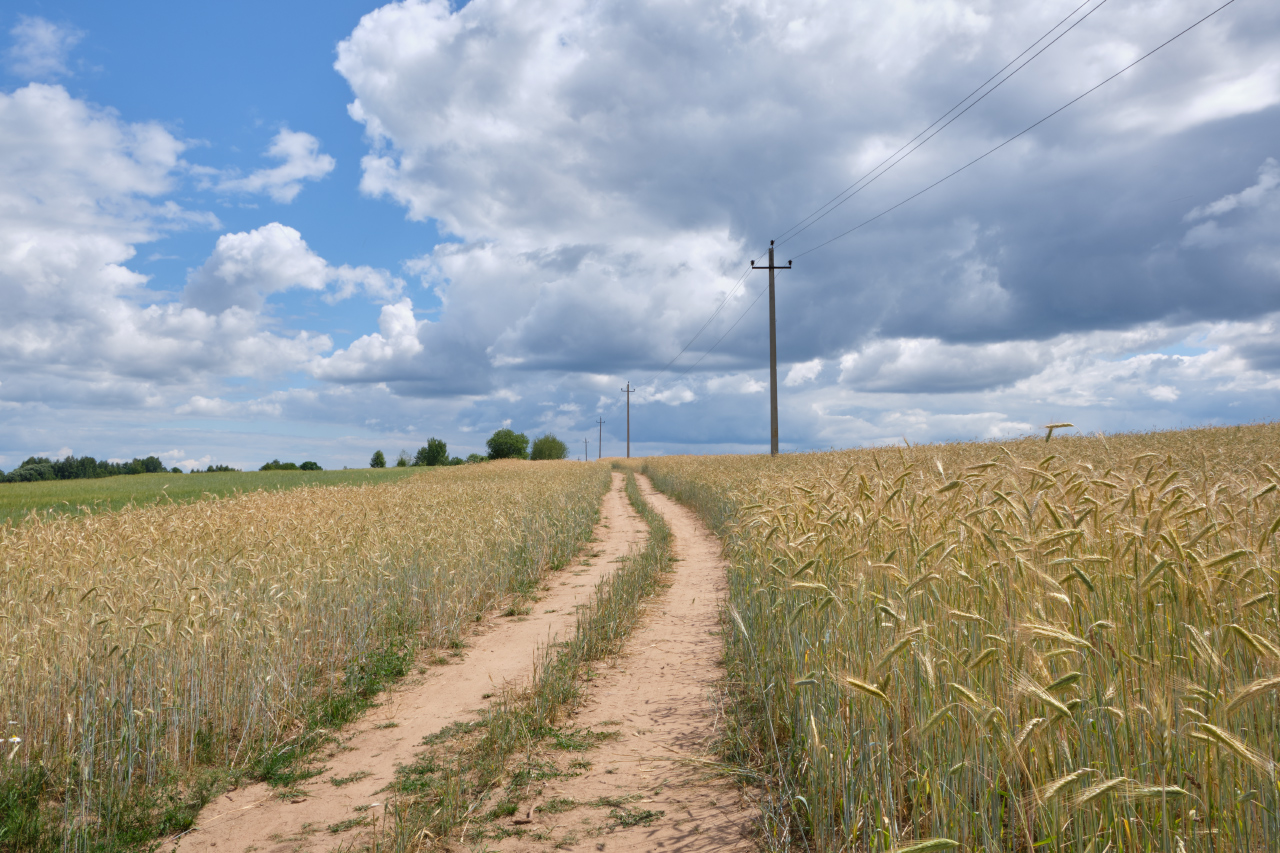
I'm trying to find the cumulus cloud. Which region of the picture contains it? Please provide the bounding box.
[329,0,1280,408]
[6,16,83,80]
[0,84,345,418]
[213,128,336,203]
[183,223,405,313]
[9,0,1280,465]
[785,358,824,386]
[312,298,426,381]
[184,223,329,313]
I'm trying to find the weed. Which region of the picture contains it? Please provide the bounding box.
[327,817,370,833]
[330,771,372,787]
[608,808,664,828]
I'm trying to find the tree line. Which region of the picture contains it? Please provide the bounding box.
[369,430,569,469]
[0,454,325,484]
[0,454,176,483]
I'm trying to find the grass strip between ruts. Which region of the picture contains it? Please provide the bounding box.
[382,472,675,849]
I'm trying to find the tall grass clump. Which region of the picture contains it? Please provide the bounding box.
[0,461,609,851]
[646,423,1280,852]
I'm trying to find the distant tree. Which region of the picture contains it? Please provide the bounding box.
[299,461,322,471]
[530,433,568,461]
[371,450,387,468]
[466,453,487,464]
[414,446,430,466]
[396,449,411,468]
[196,464,238,473]
[170,467,183,474]
[449,456,465,465]
[426,438,448,466]
[260,460,300,471]
[486,429,530,460]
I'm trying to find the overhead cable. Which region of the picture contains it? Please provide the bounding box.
[774,0,1111,249]
[792,0,1240,260]
[644,0,1112,388]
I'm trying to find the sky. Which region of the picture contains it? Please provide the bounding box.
[1,0,1278,471]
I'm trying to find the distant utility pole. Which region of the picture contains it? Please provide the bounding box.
[583,438,590,460]
[751,241,792,457]
[621,383,634,458]
[597,417,605,460]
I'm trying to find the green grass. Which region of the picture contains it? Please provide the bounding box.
[0,467,419,525]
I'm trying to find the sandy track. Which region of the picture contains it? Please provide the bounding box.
[485,475,758,853]
[169,472,646,853]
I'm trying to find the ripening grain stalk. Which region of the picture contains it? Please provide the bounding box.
[646,424,1280,852]
[0,461,609,848]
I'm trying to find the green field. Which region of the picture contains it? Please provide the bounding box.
[0,466,421,525]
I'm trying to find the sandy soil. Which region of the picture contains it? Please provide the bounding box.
[481,476,758,853]
[168,472,647,853]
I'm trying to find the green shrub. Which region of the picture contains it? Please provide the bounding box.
[530,433,568,460]
[486,429,529,460]
[421,438,448,466]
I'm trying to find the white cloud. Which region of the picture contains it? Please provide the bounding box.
[312,298,426,381]
[175,396,284,418]
[6,16,83,80]
[1185,158,1280,222]
[839,338,1048,393]
[785,358,823,386]
[184,223,329,313]
[214,129,336,203]
[183,223,405,313]
[0,85,340,412]
[705,373,766,395]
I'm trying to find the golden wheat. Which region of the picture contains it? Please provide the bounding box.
[0,461,608,846]
[646,424,1280,852]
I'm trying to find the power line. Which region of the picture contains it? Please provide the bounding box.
[665,282,770,383]
[792,0,1240,260]
[643,0,1110,389]
[640,263,759,388]
[774,0,1112,250]
[648,0,1240,397]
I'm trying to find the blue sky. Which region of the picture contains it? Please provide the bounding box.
[2,0,1279,471]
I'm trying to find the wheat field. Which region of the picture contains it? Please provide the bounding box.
[0,461,609,849]
[646,424,1280,852]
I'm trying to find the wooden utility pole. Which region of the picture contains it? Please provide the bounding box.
[752,241,792,457]
[621,383,633,458]
[596,417,605,460]
[583,438,590,460]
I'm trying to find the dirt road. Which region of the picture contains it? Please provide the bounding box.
[170,473,645,853]
[483,476,757,852]
[170,472,756,853]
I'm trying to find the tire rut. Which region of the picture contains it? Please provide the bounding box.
[482,474,758,853]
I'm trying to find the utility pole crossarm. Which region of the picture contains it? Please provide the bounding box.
[750,240,792,458]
